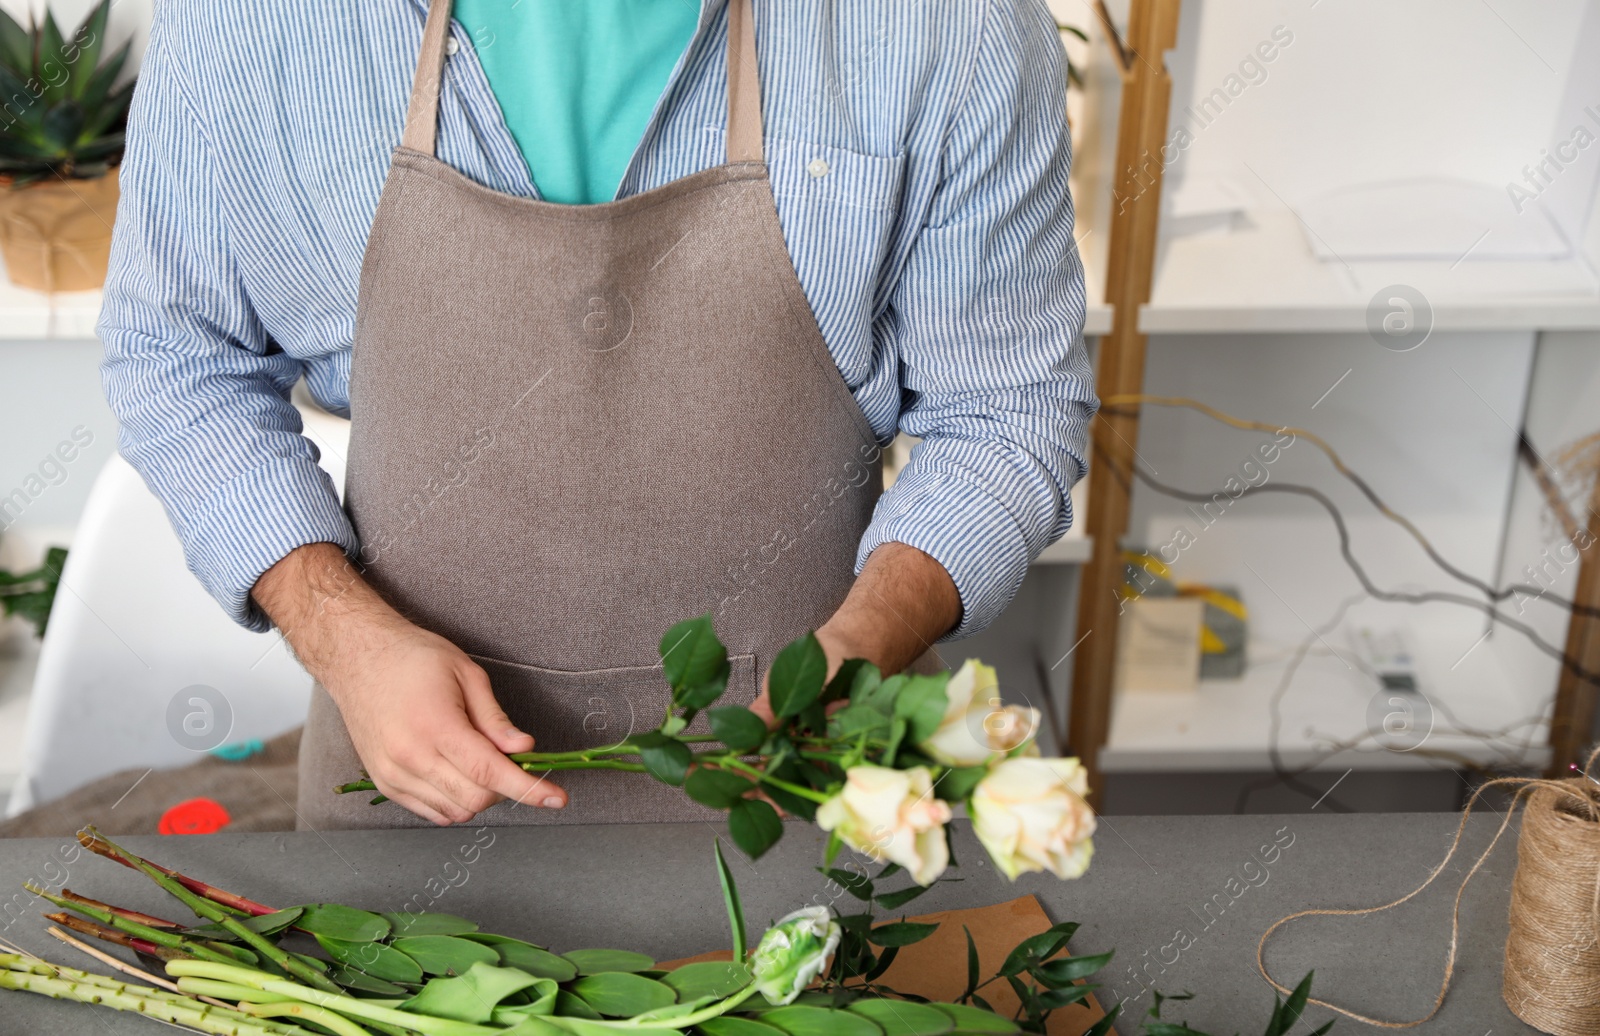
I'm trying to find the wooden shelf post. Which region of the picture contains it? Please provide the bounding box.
[1548,468,1600,774]
[1067,0,1182,807]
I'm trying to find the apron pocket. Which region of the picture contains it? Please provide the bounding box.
[470,652,759,755]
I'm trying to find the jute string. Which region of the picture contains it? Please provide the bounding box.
[1258,747,1600,1032]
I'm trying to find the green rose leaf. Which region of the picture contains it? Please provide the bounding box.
[856,672,904,714]
[561,948,656,975]
[759,1005,883,1036]
[393,935,499,975]
[934,766,989,804]
[685,767,753,809]
[825,658,871,702]
[892,675,949,744]
[846,999,954,1036]
[570,972,677,1017]
[315,936,423,984]
[295,903,391,942]
[641,737,694,786]
[463,934,579,981]
[760,783,819,823]
[827,702,892,740]
[931,1004,1020,1035]
[382,911,479,937]
[867,922,939,948]
[662,961,752,1000]
[728,798,783,859]
[400,962,548,1023]
[661,615,730,707]
[768,632,828,719]
[710,706,769,753]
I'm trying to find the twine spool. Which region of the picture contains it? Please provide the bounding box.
[1258,756,1600,1030]
[1503,779,1600,1035]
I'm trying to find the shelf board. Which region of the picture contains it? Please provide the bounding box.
[1142,205,1600,335]
[1100,620,1551,774]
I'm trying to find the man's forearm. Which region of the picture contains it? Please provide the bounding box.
[251,542,397,677]
[817,542,962,676]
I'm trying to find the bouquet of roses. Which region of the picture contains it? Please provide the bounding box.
[337,616,1097,887]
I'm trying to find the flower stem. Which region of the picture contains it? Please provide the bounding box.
[716,759,831,804]
[45,912,182,961]
[240,1000,377,1036]
[26,885,238,966]
[0,958,314,1036]
[82,831,340,995]
[521,760,649,773]
[78,829,275,917]
[168,961,500,1036]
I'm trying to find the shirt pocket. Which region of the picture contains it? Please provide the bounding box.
[707,130,908,369]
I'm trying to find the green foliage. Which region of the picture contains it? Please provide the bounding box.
[0,1,132,183]
[400,963,548,1023]
[9,829,1332,1036]
[294,903,390,942]
[392,934,498,975]
[767,632,828,719]
[728,798,783,859]
[560,949,656,975]
[710,706,769,753]
[0,545,65,637]
[571,972,677,1017]
[662,615,731,713]
[1141,971,1334,1036]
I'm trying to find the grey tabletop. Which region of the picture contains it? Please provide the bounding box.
[0,812,1533,1035]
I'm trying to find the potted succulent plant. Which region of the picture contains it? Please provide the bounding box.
[0,0,132,293]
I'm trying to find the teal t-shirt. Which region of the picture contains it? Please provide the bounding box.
[452,0,699,205]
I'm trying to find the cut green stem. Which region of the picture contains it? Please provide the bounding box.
[27,885,238,966]
[169,961,499,1036]
[82,830,341,994]
[78,829,274,916]
[0,957,315,1036]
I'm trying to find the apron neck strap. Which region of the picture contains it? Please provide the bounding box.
[400,0,765,165]
[401,0,455,155]
[725,0,764,164]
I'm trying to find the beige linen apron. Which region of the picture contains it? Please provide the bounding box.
[297,0,939,830]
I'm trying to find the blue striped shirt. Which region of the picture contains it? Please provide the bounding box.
[99,0,1096,640]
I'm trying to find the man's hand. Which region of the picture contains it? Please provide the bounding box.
[253,543,567,825]
[751,541,961,725]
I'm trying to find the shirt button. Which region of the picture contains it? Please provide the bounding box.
[806,158,830,178]
[445,36,460,55]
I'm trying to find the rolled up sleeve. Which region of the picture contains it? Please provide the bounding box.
[98,13,356,632]
[856,0,1098,639]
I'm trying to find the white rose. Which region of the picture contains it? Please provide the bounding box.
[815,765,952,886]
[918,660,1041,767]
[970,757,1096,880]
